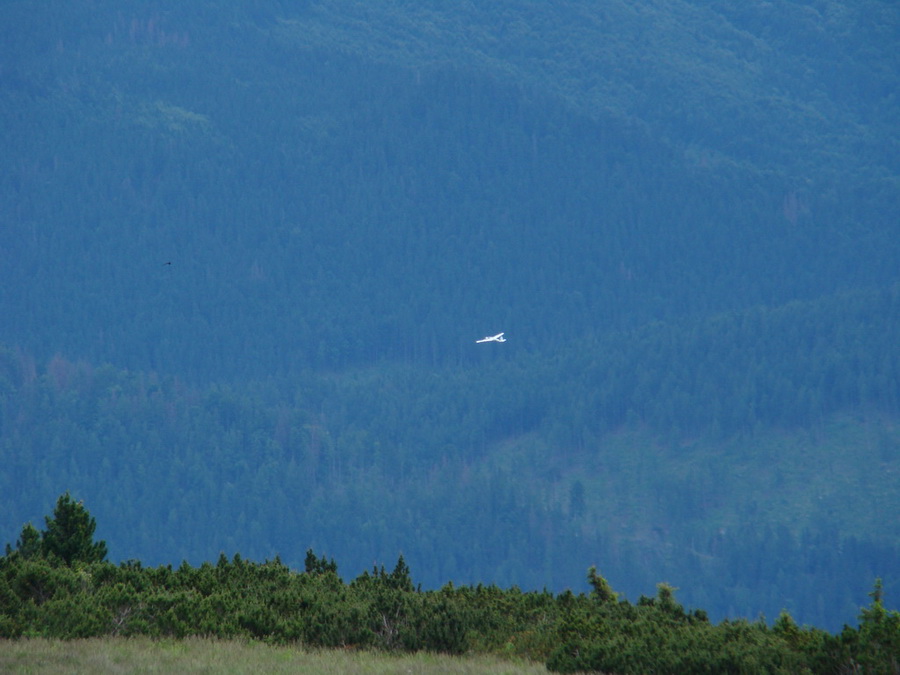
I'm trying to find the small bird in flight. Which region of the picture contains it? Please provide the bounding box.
[476,332,506,343]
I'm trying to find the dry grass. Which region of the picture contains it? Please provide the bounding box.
[0,638,550,674]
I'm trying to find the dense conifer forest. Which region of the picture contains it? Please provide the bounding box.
[2,0,899,638]
[2,495,899,673]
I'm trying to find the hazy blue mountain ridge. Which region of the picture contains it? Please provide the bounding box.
[273,1,900,178]
[3,0,898,378]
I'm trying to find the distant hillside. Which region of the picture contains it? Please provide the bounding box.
[1,0,898,633]
[2,0,898,378]
[2,288,898,630]
[275,0,900,181]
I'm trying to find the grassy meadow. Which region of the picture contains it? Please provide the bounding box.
[0,638,550,675]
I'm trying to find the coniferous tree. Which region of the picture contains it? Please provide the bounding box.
[7,523,41,560]
[587,566,618,604]
[41,493,108,566]
[855,579,900,673]
[304,548,338,576]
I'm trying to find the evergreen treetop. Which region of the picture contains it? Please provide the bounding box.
[39,492,108,566]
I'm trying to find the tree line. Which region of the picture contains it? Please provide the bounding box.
[2,494,898,674]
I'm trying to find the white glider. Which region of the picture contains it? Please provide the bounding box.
[476,332,506,343]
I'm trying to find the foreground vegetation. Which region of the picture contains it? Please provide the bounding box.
[0,638,550,675]
[2,496,899,674]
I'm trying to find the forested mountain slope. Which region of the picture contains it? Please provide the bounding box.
[2,287,897,630]
[2,0,898,633]
[2,0,898,377]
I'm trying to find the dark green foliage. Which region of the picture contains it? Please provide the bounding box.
[40,493,108,566]
[3,506,899,673]
[587,567,618,604]
[852,580,900,674]
[9,524,41,560]
[304,549,338,577]
[4,495,107,572]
